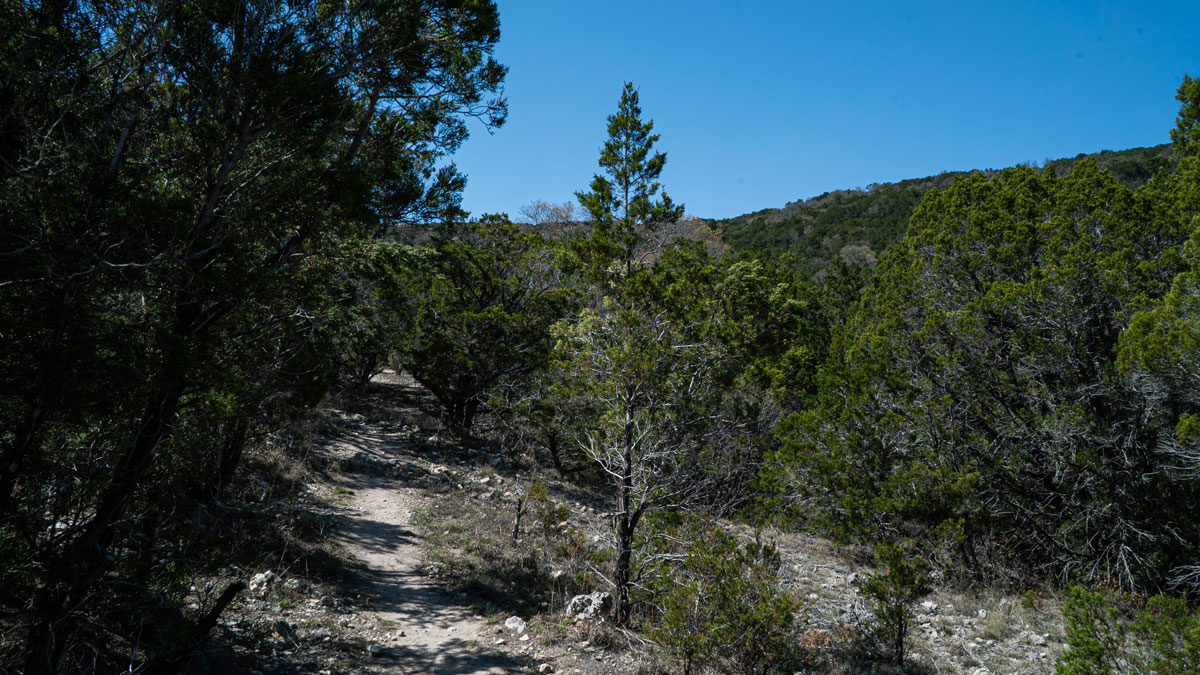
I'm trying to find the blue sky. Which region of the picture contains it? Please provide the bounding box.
[451,1,1200,220]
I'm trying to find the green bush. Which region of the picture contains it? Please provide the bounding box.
[1057,585,1123,675]
[859,540,932,664]
[1057,585,1200,675]
[650,518,801,674]
[1130,594,1200,674]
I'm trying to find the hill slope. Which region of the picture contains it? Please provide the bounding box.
[713,143,1178,273]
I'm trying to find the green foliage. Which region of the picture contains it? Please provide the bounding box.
[1172,74,1200,157]
[1058,586,1200,675]
[716,257,833,410]
[1057,586,1123,675]
[525,477,571,540]
[859,540,932,664]
[650,519,800,674]
[334,239,426,388]
[716,179,942,273]
[400,214,575,430]
[715,144,1177,274]
[572,82,685,280]
[552,282,725,623]
[1130,595,1200,674]
[775,154,1200,590]
[0,1,506,671]
[556,85,728,626]
[1117,221,1200,375]
[1042,144,1180,188]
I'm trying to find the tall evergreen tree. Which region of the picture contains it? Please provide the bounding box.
[574,82,684,280]
[1170,74,1200,158]
[557,84,719,626]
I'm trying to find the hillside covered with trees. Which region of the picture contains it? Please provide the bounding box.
[3,2,1200,673]
[714,143,1180,276]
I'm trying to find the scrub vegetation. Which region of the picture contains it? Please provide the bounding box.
[3,2,1200,672]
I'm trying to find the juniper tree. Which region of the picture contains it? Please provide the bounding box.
[775,156,1200,591]
[573,82,684,280]
[400,214,576,431]
[773,78,1200,593]
[556,84,725,625]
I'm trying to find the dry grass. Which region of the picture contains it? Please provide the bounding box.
[412,485,606,618]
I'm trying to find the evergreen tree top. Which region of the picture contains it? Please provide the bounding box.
[575,82,685,278]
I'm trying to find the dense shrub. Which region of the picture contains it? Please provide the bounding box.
[1058,585,1200,674]
[650,518,801,674]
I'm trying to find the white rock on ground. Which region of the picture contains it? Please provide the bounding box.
[564,592,612,621]
[249,571,279,594]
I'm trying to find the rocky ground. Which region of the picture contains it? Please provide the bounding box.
[201,371,1068,674]
[770,530,1065,673]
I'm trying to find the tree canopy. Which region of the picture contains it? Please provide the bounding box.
[572,81,685,280]
[772,79,1200,593]
[0,2,505,671]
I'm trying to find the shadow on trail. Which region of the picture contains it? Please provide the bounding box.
[368,639,533,675]
[331,468,534,674]
[327,426,425,461]
[335,513,419,556]
[316,372,557,673]
[331,373,442,427]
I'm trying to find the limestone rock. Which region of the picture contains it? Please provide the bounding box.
[564,592,612,621]
[1021,630,1048,646]
[249,571,279,594]
[283,578,310,592]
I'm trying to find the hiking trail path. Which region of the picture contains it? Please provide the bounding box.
[323,371,531,674]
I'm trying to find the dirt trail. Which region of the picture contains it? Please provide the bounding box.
[331,444,523,673]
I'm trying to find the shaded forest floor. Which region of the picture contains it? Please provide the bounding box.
[201,371,1070,674]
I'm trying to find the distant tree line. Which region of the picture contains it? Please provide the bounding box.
[715,143,1180,277]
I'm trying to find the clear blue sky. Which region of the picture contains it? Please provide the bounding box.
[451,1,1200,221]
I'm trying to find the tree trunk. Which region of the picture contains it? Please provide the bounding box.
[354,355,379,389]
[141,581,246,675]
[0,399,43,509]
[547,430,564,473]
[512,482,530,544]
[22,385,182,675]
[212,417,250,501]
[613,509,633,626]
[1,277,80,508]
[613,409,635,626]
[445,397,479,432]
